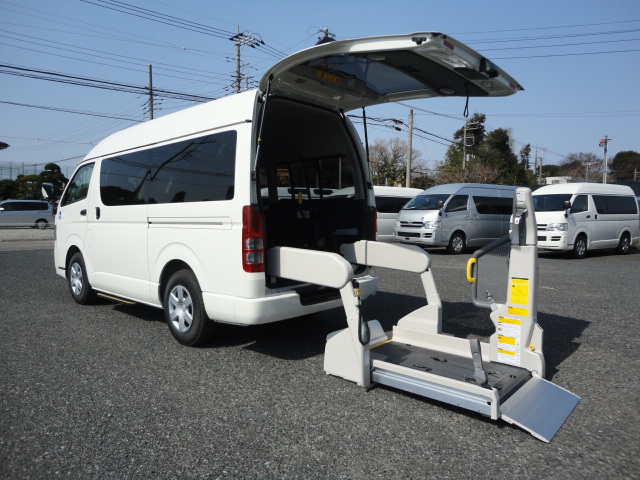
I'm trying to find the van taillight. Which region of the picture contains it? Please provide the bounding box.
[371,207,378,240]
[242,205,265,272]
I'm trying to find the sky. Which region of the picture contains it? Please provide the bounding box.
[1,0,639,180]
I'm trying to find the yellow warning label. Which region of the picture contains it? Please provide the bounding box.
[498,317,521,326]
[498,335,517,345]
[498,348,516,356]
[508,306,529,317]
[510,277,529,305]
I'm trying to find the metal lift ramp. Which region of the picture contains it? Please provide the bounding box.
[267,188,579,442]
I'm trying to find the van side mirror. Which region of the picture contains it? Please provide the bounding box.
[437,200,444,216]
[563,200,571,218]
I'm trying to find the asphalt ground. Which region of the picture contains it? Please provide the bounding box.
[1,241,638,479]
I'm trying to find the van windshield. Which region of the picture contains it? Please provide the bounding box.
[403,194,450,210]
[533,194,572,212]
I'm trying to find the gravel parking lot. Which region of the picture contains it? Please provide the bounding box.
[0,227,55,242]
[1,236,638,479]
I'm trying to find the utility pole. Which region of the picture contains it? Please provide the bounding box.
[535,146,545,185]
[406,109,413,188]
[599,136,610,184]
[148,64,154,120]
[230,28,263,93]
[462,121,478,170]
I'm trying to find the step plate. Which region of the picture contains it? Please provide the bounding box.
[370,341,530,400]
[500,375,580,443]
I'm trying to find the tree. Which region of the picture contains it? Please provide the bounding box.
[441,115,530,185]
[557,152,603,182]
[39,163,68,198]
[0,179,18,200]
[368,138,426,186]
[609,150,640,182]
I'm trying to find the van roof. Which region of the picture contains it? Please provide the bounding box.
[533,183,635,196]
[418,183,517,194]
[83,90,258,161]
[373,186,423,197]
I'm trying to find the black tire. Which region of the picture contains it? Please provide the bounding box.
[447,232,466,254]
[615,232,631,255]
[68,252,96,304]
[35,219,49,229]
[163,269,213,346]
[571,235,587,259]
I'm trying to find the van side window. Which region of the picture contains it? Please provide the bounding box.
[376,196,411,213]
[445,195,468,213]
[61,163,95,206]
[594,195,638,215]
[100,131,237,206]
[570,195,588,213]
[472,195,512,215]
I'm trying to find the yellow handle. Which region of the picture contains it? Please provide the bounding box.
[466,258,476,284]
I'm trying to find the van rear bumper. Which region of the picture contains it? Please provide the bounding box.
[203,274,378,326]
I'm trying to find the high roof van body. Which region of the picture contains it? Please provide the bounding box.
[533,183,639,258]
[394,183,516,253]
[54,32,523,345]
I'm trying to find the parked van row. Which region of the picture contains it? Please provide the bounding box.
[53,32,525,346]
[0,200,54,229]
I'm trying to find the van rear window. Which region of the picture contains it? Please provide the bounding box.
[100,131,237,206]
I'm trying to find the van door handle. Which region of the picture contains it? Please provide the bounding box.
[80,209,87,216]
[95,207,101,220]
[595,214,598,220]
[586,215,590,219]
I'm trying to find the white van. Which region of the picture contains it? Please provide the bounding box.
[394,183,516,253]
[374,186,422,242]
[0,200,53,229]
[54,32,523,345]
[533,183,639,258]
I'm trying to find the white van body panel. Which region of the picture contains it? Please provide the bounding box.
[533,183,639,255]
[394,183,516,250]
[374,186,422,242]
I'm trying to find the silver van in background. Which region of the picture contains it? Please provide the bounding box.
[0,200,54,229]
[374,186,422,242]
[394,183,515,253]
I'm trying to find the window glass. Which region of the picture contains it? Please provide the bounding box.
[607,196,638,214]
[376,196,411,214]
[533,194,572,212]
[445,195,468,213]
[61,163,95,206]
[571,195,588,213]
[1,202,16,211]
[403,194,450,210]
[593,195,609,214]
[261,156,354,202]
[99,131,237,206]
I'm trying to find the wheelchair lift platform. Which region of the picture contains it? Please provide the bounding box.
[267,187,579,442]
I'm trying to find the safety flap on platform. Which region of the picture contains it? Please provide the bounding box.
[500,375,580,443]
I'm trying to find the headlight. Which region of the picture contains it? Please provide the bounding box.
[423,221,441,228]
[546,223,568,231]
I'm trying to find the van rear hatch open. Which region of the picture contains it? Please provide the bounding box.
[260,32,523,111]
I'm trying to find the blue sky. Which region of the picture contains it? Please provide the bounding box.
[1,0,639,179]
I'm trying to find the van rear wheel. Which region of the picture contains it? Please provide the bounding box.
[163,269,213,346]
[615,233,631,255]
[447,232,466,254]
[571,235,587,259]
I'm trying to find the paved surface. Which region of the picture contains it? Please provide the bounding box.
[1,243,639,479]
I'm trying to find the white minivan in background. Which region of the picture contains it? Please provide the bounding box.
[533,183,639,258]
[54,32,524,346]
[374,186,422,242]
[394,183,516,253]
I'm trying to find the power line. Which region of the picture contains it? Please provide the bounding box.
[0,100,141,121]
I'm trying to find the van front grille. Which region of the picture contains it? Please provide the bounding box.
[398,221,424,227]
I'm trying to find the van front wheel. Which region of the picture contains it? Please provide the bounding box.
[447,232,466,254]
[163,269,213,346]
[571,235,587,259]
[615,233,631,255]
